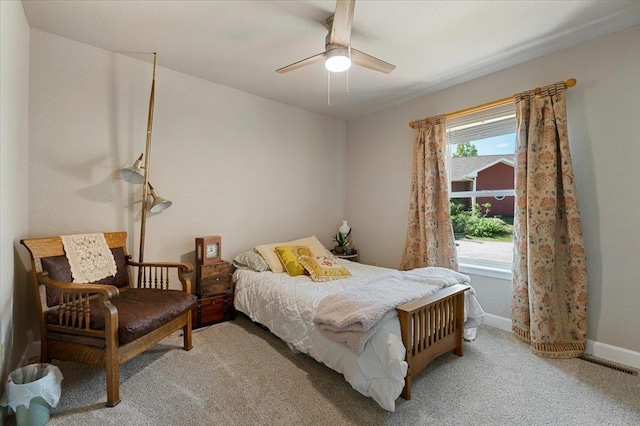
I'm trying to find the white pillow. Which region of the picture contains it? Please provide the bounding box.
[255,236,327,274]
[232,250,270,272]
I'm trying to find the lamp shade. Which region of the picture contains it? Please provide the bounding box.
[149,184,172,213]
[119,154,145,184]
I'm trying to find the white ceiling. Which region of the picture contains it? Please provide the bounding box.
[21,0,640,121]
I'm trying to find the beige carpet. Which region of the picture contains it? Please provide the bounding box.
[9,317,640,425]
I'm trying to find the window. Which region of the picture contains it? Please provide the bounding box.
[446,104,516,271]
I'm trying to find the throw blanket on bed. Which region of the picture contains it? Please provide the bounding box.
[61,233,116,283]
[313,267,471,354]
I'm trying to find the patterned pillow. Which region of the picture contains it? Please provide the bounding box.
[298,255,351,282]
[274,246,313,276]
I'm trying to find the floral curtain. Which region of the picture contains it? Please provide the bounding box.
[400,116,458,271]
[512,82,588,358]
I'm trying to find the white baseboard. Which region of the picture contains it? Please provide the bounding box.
[586,339,640,370]
[482,313,512,331]
[483,314,640,370]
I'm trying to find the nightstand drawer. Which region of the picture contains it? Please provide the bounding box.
[198,274,232,297]
[198,261,231,278]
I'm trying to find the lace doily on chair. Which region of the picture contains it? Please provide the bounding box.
[61,233,117,283]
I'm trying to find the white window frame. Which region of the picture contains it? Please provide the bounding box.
[446,106,516,277]
[458,258,513,280]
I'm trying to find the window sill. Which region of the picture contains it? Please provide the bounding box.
[458,258,513,280]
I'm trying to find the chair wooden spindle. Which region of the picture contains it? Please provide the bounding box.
[63,293,71,326]
[58,300,64,326]
[82,293,89,329]
[75,294,80,327]
[69,294,75,326]
[143,266,148,288]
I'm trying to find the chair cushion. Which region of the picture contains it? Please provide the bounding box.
[46,289,197,345]
[41,247,130,307]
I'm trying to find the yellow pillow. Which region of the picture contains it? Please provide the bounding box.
[255,236,327,273]
[274,246,312,276]
[298,255,351,282]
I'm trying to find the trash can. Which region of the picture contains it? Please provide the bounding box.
[1,363,63,426]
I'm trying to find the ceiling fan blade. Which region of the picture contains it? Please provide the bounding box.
[351,48,396,74]
[276,52,326,74]
[329,0,355,46]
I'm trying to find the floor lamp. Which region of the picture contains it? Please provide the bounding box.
[119,53,172,285]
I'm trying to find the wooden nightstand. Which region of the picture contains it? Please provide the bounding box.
[331,249,359,263]
[192,260,235,328]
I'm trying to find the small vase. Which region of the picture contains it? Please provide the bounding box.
[339,220,351,236]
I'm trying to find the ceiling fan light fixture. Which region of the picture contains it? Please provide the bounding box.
[275,1,394,76]
[325,47,351,72]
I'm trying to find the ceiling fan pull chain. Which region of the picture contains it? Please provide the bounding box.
[328,71,331,105]
[347,68,349,97]
[347,46,351,96]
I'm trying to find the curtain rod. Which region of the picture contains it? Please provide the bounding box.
[408,78,577,129]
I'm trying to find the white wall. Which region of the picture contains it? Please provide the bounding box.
[346,25,640,353]
[0,0,31,418]
[28,30,346,272]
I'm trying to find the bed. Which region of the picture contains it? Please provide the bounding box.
[232,247,484,412]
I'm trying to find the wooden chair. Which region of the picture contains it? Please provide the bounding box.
[21,232,196,407]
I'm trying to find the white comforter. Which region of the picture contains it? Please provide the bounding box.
[233,260,483,411]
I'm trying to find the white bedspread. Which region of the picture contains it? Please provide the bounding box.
[233,260,483,411]
[314,267,471,354]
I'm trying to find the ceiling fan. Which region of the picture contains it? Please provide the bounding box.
[276,0,395,74]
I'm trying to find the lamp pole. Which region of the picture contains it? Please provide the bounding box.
[138,53,156,286]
